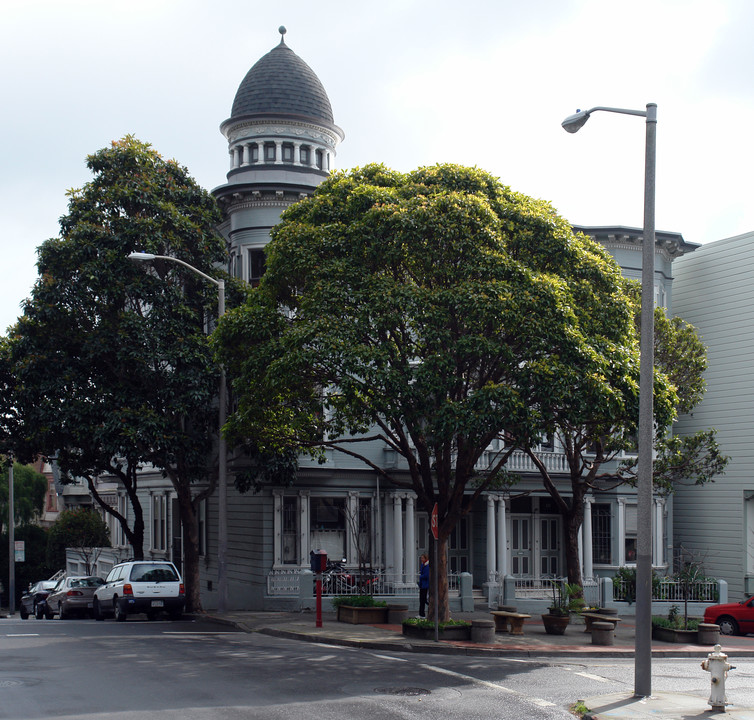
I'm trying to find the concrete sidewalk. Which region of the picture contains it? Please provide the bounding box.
[204,606,754,719]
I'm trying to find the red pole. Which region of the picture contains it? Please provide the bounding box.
[316,575,323,627]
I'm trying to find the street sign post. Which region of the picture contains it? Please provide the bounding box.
[431,503,439,642]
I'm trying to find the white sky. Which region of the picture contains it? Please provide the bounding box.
[2,0,753,333]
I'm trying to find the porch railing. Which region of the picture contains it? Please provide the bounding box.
[613,577,720,603]
[266,568,461,597]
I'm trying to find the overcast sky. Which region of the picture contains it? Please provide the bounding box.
[2,0,752,333]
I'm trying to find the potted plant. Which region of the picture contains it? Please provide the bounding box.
[651,605,700,643]
[332,595,388,624]
[401,617,472,640]
[542,581,584,635]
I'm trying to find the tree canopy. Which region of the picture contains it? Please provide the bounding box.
[0,136,231,609]
[47,508,111,573]
[0,461,48,534]
[215,163,663,619]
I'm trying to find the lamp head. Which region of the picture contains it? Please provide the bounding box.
[561,109,590,134]
[128,252,156,261]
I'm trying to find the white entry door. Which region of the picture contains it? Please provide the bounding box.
[511,516,531,576]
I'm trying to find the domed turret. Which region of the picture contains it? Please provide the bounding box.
[213,28,344,285]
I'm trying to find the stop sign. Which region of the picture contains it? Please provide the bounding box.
[430,503,439,540]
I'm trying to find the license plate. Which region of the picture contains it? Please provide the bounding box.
[151,600,164,608]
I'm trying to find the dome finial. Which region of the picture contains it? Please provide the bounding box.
[278,26,287,44]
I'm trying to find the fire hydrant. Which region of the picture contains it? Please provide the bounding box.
[701,644,736,711]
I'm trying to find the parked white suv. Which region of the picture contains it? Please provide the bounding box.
[93,560,185,622]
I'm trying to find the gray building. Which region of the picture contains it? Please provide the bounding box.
[84,31,700,611]
[672,231,754,600]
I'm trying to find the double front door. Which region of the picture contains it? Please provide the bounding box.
[511,515,561,577]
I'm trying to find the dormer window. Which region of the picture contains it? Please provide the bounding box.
[282,144,294,163]
[300,146,310,164]
[265,144,276,162]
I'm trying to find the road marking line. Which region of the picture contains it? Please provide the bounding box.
[417,662,555,706]
[576,672,610,683]
[6,634,40,637]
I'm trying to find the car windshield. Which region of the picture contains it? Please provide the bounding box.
[70,577,104,588]
[129,565,179,583]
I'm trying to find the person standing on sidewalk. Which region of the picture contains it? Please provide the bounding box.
[418,554,430,618]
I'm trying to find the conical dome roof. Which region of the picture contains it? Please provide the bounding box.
[230,29,335,126]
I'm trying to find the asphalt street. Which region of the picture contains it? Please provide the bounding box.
[2,614,753,719]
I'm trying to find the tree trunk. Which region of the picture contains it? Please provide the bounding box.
[174,482,202,613]
[427,536,450,623]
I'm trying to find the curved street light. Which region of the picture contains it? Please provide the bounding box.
[561,103,657,698]
[128,252,228,614]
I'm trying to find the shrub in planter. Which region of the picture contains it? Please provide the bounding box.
[332,595,389,624]
[402,617,472,640]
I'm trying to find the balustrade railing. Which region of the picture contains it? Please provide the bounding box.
[266,568,461,597]
[612,577,720,603]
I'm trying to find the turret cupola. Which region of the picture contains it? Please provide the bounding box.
[213,28,344,285]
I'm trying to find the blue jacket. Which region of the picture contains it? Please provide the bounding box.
[419,562,430,589]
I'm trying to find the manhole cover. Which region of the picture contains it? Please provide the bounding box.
[374,686,431,697]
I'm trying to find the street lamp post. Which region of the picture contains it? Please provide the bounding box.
[562,103,657,698]
[128,252,228,614]
[8,459,15,615]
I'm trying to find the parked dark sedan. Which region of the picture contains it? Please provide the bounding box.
[19,580,58,619]
[45,576,105,619]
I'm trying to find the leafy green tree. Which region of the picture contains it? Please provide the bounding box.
[0,461,48,535]
[0,524,55,607]
[47,508,111,574]
[525,292,727,587]
[214,163,660,620]
[1,136,230,611]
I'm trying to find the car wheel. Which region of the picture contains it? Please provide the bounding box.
[717,616,739,636]
[58,603,67,620]
[113,598,127,622]
[44,605,53,620]
[93,598,104,621]
[19,606,29,620]
[35,604,44,620]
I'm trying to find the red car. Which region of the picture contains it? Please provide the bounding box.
[703,596,754,636]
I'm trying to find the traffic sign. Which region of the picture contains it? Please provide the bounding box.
[430,503,438,540]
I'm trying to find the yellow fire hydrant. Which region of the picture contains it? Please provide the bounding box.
[701,644,735,711]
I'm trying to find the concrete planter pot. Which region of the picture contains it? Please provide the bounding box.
[336,605,388,624]
[402,623,471,641]
[542,614,570,635]
[697,623,720,645]
[386,604,409,624]
[651,625,698,643]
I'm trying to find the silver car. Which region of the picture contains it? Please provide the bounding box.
[45,576,105,619]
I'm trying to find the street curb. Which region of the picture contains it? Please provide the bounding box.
[252,625,754,659]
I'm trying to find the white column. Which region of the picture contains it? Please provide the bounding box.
[653,498,664,567]
[293,142,302,166]
[617,498,626,566]
[497,497,508,576]
[273,490,282,567]
[274,141,283,164]
[347,492,358,565]
[299,491,310,565]
[393,494,403,582]
[532,497,541,580]
[405,495,416,581]
[486,495,496,581]
[228,150,235,170]
[233,146,242,168]
[242,144,250,166]
[384,493,394,572]
[583,496,594,580]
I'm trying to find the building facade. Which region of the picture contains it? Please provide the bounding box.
[71,30,701,610]
[672,231,754,600]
